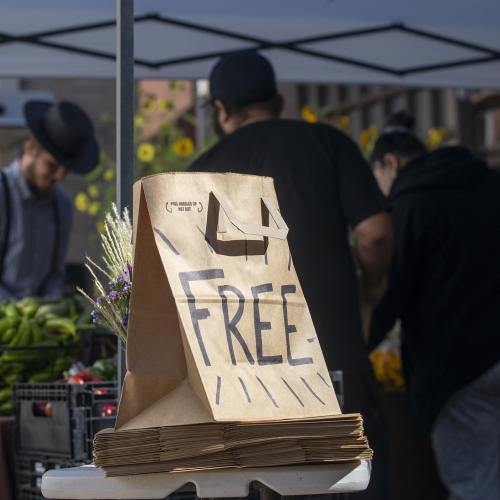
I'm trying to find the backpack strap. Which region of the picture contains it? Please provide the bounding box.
[0,170,11,278]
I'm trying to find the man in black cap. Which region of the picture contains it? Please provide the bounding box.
[190,51,393,499]
[0,100,99,300]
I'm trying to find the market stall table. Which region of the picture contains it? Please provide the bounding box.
[41,461,371,499]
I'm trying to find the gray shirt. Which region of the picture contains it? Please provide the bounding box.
[0,160,73,300]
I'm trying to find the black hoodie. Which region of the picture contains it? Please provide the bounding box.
[371,146,500,434]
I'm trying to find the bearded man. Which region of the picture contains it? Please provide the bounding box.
[0,100,99,300]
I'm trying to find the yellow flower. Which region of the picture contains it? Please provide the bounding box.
[87,184,99,199]
[170,81,185,91]
[103,168,115,181]
[174,137,194,158]
[88,201,101,216]
[143,97,156,113]
[368,124,379,137]
[426,127,445,150]
[96,220,105,233]
[134,115,144,128]
[369,350,386,382]
[300,106,318,123]
[370,348,404,387]
[75,192,90,212]
[338,115,350,131]
[360,129,370,149]
[137,143,155,163]
[157,99,173,112]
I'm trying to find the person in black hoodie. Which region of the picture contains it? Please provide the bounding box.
[369,113,500,500]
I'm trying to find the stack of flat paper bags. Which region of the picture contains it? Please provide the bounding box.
[94,414,372,476]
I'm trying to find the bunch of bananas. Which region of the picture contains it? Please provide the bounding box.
[0,296,96,414]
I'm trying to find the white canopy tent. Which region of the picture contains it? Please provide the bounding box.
[2,0,499,384]
[1,0,500,88]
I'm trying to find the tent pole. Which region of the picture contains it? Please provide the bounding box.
[116,0,134,392]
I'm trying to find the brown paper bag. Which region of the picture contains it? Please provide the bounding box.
[116,172,340,431]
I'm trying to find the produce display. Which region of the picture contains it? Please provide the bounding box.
[0,296,100,414]
[64,359,117,384]
[369,322,404,390]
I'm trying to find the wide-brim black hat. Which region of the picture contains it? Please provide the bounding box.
[24,100,99,175]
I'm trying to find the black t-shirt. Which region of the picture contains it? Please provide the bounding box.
[190,119,385,371]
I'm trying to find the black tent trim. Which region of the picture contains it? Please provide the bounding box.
[1,14,499,76]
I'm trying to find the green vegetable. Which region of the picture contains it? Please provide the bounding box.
[1,351,40,364]
[34,301,71,321]
[16,296,43,309]
[0,362,25,375]
[12,317,33,347]
[0,400,14,414]
[30,320,44,344]
[52,355,72,374]
[28,371,54,383]
[91,359,117,380]
[44,317,76,334]
[45,318,77,337]
[4,303,20,320]
[17,296,45,318]
[0,316,17,335]
[0,387,12,402]
[1,328,16,344]
[76,323,95,332]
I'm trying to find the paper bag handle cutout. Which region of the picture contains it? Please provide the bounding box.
[206,191,289,257]
[212,191,288,239]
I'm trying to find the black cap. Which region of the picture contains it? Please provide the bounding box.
[24,100,99,175]
[209,51,277,106]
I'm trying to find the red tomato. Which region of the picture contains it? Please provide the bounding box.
[67,371,102,384]
[68,375,85,384]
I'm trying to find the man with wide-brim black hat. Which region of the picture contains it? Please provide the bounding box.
[0,100,99,300]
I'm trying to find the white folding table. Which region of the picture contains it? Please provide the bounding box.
[41,461,371,499]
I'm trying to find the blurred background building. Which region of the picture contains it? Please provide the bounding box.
[1,77,500,267]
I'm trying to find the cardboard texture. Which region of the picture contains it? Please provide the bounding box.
[96,172,372,476]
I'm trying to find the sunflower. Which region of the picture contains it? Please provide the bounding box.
[300,105,318,123]
[137,143,155,163]
[75,192,90,213]
[157,99,173,112]
[359,129,370,149]
[103,168,115,181]
[88,184,100,199]
[88,201,101,216]
[174,137,194,158]
[134,115,144,128]
[338,115,350,131]
[143,97,156,113]
[426,127,445,150]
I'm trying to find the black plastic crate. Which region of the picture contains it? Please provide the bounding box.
[15,452,85,500]
[0,344,78,417]
[14,381,117,460]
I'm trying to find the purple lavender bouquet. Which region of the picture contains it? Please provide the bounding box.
[79,204,132,343]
